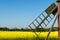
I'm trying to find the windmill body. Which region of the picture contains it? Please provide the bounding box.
[56,0,60,37]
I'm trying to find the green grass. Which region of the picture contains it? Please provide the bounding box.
[0,37,60,40]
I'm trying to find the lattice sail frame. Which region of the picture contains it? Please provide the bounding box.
[28,3,57,37]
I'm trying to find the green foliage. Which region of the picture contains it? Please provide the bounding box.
[0,27,58,32]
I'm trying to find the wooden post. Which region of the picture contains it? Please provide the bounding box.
[45,13,58,40]
[56,0,60,37]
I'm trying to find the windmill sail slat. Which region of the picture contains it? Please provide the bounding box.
[46,19,50,23]
[35,19,40,24]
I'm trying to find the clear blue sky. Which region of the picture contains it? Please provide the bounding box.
[0,0,57,28]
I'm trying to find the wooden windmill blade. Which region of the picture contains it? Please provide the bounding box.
[37,3,57,29]
[28,3,57,38]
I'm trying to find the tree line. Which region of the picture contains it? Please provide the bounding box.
[0,27,58,32]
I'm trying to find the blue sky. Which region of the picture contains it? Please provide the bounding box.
[0,0,57,28]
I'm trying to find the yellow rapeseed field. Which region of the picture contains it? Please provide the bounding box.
[0,31,58,39]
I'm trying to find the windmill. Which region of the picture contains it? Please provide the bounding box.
[28,0,60,40]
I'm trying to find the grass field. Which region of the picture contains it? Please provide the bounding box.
[0,31,60,40]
